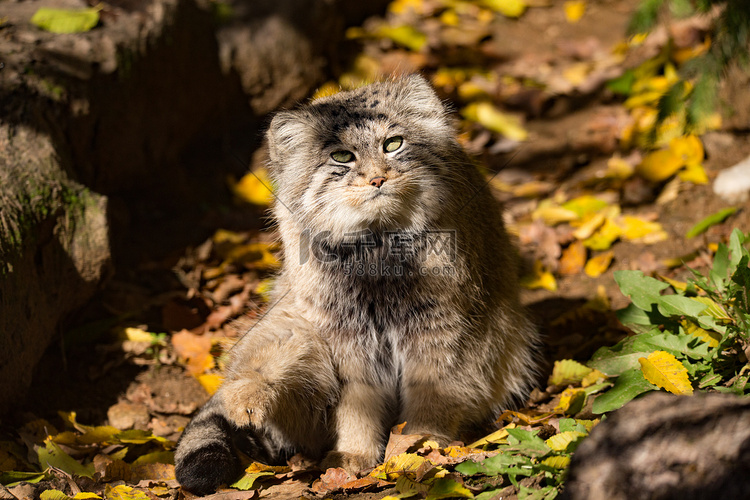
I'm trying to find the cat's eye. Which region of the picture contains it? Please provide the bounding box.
[383,136,403,153]
[331,150,355,163]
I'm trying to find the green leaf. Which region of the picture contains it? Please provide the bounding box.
[628,0,665,34]
[30,7,100,34]
[614,270,669,311]
[38,441,95,478]
[607,70,635,95]
[558,418,588,434]
[425,478,474,500]
[685,207,738,238]
[592,368,657,414]
[455,453,534,477]
[656,295,708,318]
[40,492,70,500]
[230,471,273,490]
[506,429,552,457]
[0,471,50,487]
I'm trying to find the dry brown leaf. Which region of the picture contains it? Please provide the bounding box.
[171,330,214,376]
[559,240,587,275]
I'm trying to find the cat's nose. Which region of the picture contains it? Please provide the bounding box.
[369,176,387,188]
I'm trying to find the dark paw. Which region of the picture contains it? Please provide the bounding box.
[175,443,240,495]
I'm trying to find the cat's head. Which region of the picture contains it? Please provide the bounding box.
[266,75,465,242]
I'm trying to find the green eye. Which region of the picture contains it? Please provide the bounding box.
[383,136,403,153]
[331,150,354,163]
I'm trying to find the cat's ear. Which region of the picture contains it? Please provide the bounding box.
[399,74,447,114]
[266,110,307,175]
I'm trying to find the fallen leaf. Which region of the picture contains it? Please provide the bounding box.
[559,240,587,275]
[555,388,586,415]
[563,0,585,23]
[685,207,738,238]
[104,485,150,500]
[549,359,592,386]
[31,7,100,33]
[230,169,274,206]
[171,330,214,376]
[545,431,586,451]
[197,373,224,395]
[520,261,558,291]
[480,0,527,18]
[38,440,95,478]
[636,148,684,182]
[312,468,355,494]
[638,351,693,395]
[584,250,614,277]
[462,102,528,141]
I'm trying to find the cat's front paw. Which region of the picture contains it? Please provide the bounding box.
[320,450,377,475]
[219,378,275,428]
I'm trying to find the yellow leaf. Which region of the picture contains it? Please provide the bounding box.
[440,9,460,26]
[104,485,150,500]
[669,135,704,165]
[480,0,527,18]
[78,425,121,444]
[638,351,693,395]
[556,388,586,415]
[563,0,585,22]
[605,155,635,179]
[581,369,607,387]
[468,424,515,447]
[230,168,274,205]
[541,455,571,469]
[584,250,614,277]
[512,180,553,198]
[678,163,708,184]
[583,218,622,250]
[572,212,606,241]
[520,261,557,291]
[658,274,688,292]
[636,148,684,182]
[691,296,731,321]
[619,216,666,241]
[370,453,430,481]
[245,462,291,474]
[73,494,102,500]
[388,0,425,15]
[462,102,528,141]
[549,359,592,386]
[681,320,720,348]
[197,374,224,395]
[561,195,608,218]
[532,201,579,226]
[373,25,427,52]
[546,431,586,451]
[562,62,591,86]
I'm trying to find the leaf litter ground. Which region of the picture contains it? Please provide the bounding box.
[4,0,750,499]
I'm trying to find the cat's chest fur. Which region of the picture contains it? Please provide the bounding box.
[294,233,463,346]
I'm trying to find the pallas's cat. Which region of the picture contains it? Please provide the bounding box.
[174,75,540,494]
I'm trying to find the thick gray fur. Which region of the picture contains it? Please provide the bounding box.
[174,75,540,494]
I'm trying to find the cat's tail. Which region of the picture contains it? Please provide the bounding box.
[174,397,270,495]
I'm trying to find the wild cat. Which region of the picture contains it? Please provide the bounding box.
[174,75,540,494]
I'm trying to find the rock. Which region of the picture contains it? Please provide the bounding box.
[107,401,151,430]
[562,392,750,500]
[713,154,750,203]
